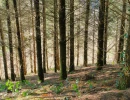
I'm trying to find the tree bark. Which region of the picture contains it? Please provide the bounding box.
[59,0,67,80]
[18,0,27,75]
[97,0,105,70]
[0,18,8,80]
[92,10,95,64]
[124,13,130,88]
[6,0,15,81]
[69,0,75,72]
[103,0,109,65]
[34,0,44,82]
[115,19,119,62]
[117,0,126,63]
[13,0,25,81]
[30,0,36,73]
[54,0,60,73]
[84,0,90,67]
[42,0,46,73]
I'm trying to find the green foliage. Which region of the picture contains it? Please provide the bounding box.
[124,33,128,38]
[6,80,14,92]
[50,82,63,94]
[87,80,93,89]
[22,80,36,89]
[116,73,126,90]
[0,83,6,92]
[4,80,35,93]
[72,79,79,94]
[22,90,30,97]
[116,51,128,90]
[14,81,21,93]
[5,80,21,93]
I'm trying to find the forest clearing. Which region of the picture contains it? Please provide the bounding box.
[0,0,130,100]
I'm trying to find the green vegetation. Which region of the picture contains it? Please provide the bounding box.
[50,82,63,94]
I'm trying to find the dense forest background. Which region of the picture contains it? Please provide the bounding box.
[0,0,130,99]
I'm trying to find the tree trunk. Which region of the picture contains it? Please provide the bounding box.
[115,19,119,62]
[97,0,105,70]
[84,0,90,67]
[117,0,126,63]
[77,1,80,66]
[6,0,15,81]
[34,0,44,82]
[92,10,95,64]
[77,23,80,66]
[124,13,130,88]
[0,18,9,80]
[118,13,130,89]
[30,0,36,73]
[12,0,25,81]
[46,44,49,70]
[103,0,109,65]
[69,0,75,72]
[59,0,67,80]
[42,0,46,73]
[28,17,33,73]
[54,0,60,73]
[18,0,27,75]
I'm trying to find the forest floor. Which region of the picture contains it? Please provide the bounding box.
[1,64,130,100]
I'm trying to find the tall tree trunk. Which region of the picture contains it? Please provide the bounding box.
[0,18,8,80]
[59,0,67,80]
[115,19,119,62]
[12,0,25,81]
[34,0,44,82]
[69,0,74,72]
[84,0,90,67]
[46,44,49,70]
[118,13,130,89]
[92,10,95,64]
[67,0,70,68]
[54,0,60,73]
[77,1,80,66]
[103,0,109,65]
[6,0,15,81]
[42,0,46,73]
[77,22,80,66]
[117,0,126,63]
[0,57,1,79]
[18,0,27,75]
[28,17,33,73]
[97,0,105,70]
[123,13,130,88]
[30,0,36,73]
[13,23,19,76]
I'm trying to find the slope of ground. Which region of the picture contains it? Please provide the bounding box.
[0,64,129,100]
